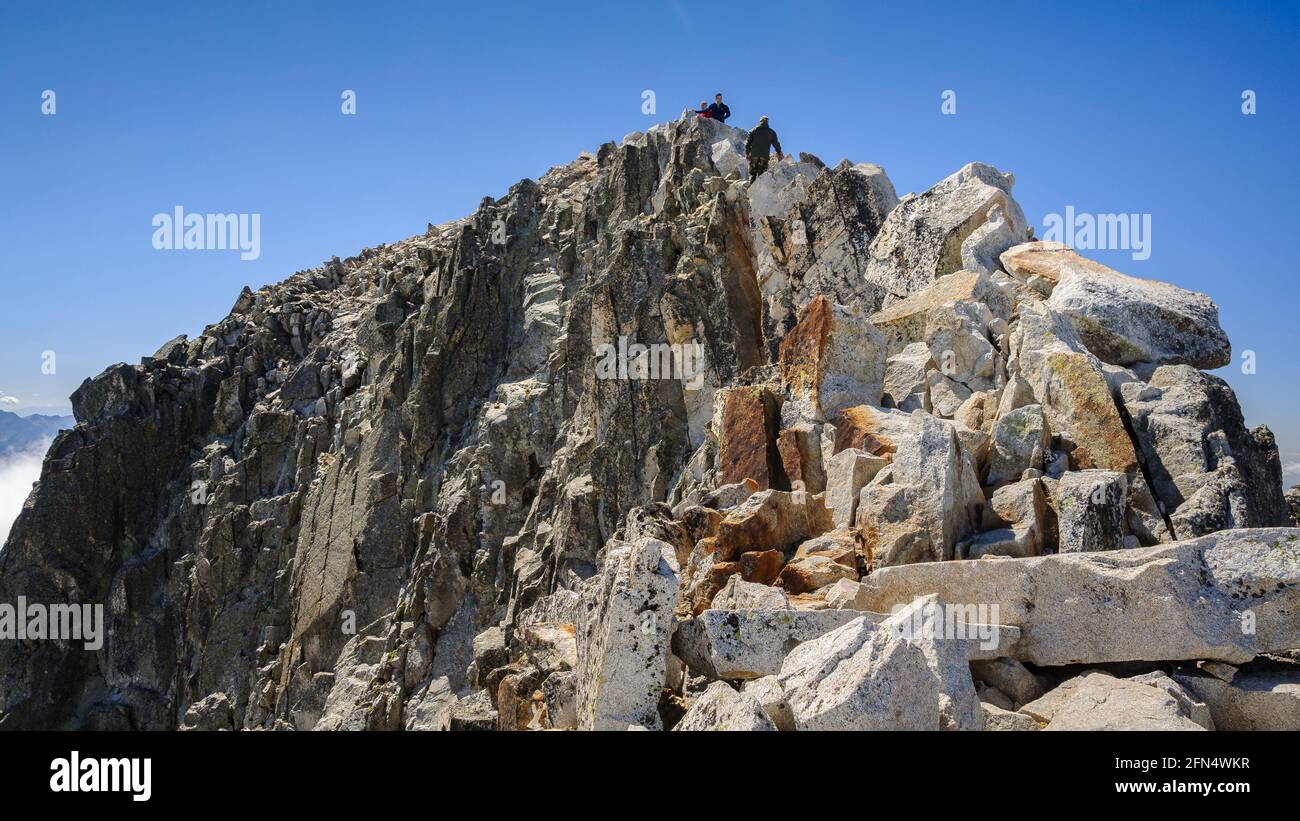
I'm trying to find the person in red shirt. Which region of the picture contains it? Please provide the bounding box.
[691,100,712,118]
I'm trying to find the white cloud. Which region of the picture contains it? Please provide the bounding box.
[0,439,49,546]
[0,394,18,406]
[1283,460,1300,490]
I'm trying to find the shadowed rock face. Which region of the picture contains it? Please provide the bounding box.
[0,116,853,730]
[0,115,1288,731]
[1119,364,1288,537]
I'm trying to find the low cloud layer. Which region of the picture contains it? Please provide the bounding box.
[0,439,48,546]
[1284,459,1300,491]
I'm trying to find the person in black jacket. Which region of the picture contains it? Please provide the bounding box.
[744,116,782,182]
[706,93,731,123]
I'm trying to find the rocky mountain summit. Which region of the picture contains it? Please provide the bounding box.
[2,114,1298,731]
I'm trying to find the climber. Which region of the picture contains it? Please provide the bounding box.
[707,93,731,123]
[692,100,712,118]
[745,116,783,183]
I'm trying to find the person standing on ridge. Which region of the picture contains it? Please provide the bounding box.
[745,115,782,182]
[707,93,731,123]
[691,100,712,118]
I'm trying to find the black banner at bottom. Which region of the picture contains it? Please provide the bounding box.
[0,730,1289,809]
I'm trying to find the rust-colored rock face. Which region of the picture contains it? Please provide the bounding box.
[738,549,785,585]
[779,295,833,401]
[718,386,784,489]
[690,560,740,615]
[794,531,859,567]
[832,406,899,457]
[1000,240,1099,288]
[776,427,825,493]
[778,295,886,425]
[778,555,856,595]
[776,429,805,488]
[714,490,831,563]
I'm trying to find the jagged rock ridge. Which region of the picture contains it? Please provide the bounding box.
[1,113,1296,731]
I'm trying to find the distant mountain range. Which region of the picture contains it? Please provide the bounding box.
[8,405,75,418]
[0,409,73,458]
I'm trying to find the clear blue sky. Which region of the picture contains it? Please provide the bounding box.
[2,0,1298,479]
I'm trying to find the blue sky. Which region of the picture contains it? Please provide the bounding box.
[1,0,1298,478]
